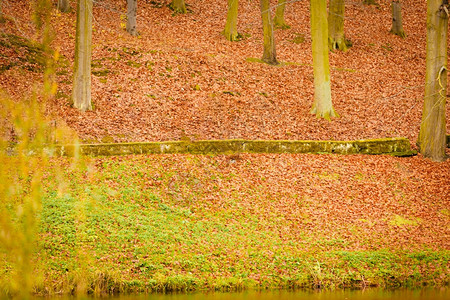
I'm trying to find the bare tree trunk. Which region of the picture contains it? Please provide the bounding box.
[170,0,186,14]
[126,0,138,36]
[260,0,278,65]
[57,0,70,12]
[363,0,378,5]
[310,0,338,120]
[273,0,289,29]
[418,0,448,161]
[72,0,92,111]
[223,0,239,41]
[328,0,349,51]
[390,1,406,38]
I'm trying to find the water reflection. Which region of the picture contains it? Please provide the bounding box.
[60,288,449,300]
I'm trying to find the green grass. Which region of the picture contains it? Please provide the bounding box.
[2,155,447,296]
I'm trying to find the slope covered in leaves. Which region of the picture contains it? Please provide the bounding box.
[0,0,449,145]
[34,153,449,293]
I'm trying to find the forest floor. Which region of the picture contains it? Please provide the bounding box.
[30,153,448,294]
[0,0,449,296]
[1,0,449,145]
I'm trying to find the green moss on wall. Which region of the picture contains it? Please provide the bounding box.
[55,138,415,157]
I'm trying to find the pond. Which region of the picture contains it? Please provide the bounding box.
[50,288,449,300]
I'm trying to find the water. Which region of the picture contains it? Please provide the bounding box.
[59,289,449,300]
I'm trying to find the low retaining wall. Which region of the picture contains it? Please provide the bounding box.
[54,138,416,157]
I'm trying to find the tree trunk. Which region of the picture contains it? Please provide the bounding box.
[310,0,337,120]
[126,0,138,36]
[390,1,406,38]
[170,0,186,14]
[260,0,278,65]
[273,0,289,29]
[418,0,448,161]
[223,0,239,41]
[72,0,92,111]
[328,0,349,51]
[57,0,70,12]
[363,0,378,5]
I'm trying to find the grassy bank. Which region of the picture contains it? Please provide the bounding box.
[1,154,449,296]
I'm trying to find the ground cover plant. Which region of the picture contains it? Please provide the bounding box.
[11,153,446,295]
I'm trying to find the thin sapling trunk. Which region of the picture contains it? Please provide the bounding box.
[72,0,92,111]
[57,0,70,12]
[328,0,350,51]
[390,1,406,38]
[126,0,138,36]
[223,0,239,41]
[260,0,278,65]
[273,0,289,29]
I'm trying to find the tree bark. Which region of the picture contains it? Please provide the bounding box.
[72,0,92,111]
[223,0,239,41]
[57,0,70,12]
[390,1,406,38]
[273,0,289,29]
[363,0,378,5]
[126,0,138,36]
[260,0,278,65]
[418,0,448,161]
[328,0,349,51]
[310,0,337,120]
[170,0,186,14]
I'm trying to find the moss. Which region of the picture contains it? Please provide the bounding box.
[55,138,414,157]
[0,33,48,73]
[246,57,287,67]
[122,47,140,56]
[91,59,104,68]
[222,91,241,96]
[81,138,99,144]
[100,136,115,143]
[246,57,264,63]
[0,63,15,73]
[56,90,69,100]
[334,67,356,73]
[381,44,393,52]
[150,1,165,8]
[290,34,305,44]
[56,70,68,76]
[92,69,109,76]
[126,60,142,68]
[389,214,421,227]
